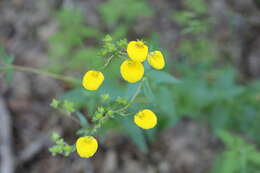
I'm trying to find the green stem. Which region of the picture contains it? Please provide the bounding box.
[89,113,110,135]
[114,77,146,113]
[1,63,80,85]
[100,55,114,70]
[87,78,146,135]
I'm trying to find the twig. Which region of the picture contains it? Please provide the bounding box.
[114,77,145,113]
[0,97,15,173]
[88,78,145,135]
[100,55,114,70]
[0,62,80,85]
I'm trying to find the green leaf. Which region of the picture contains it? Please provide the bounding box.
[186,0,207,14]
[3,56,15,65]
[60,88,92,103]
[143,79,155,103]
[75,111,89,128]
[117,116,148,153]
[147,70,180,84]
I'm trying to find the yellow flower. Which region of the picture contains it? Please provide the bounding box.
[120,59,144,83]
[76,136,98,158]
[127,41,148,62]
[82,70,104,91]
[134,109,157,129]
[147,51,165,70]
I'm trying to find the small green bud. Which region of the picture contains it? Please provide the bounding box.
[116,97,128,105]
[51,132,60,141]
[97,106,105,114]
[107,110,114,117]
[62,100,75,114]
[108,44,116,52]
[117,39,127,48]
[103,35,112,42]
[101,94,110,101]
[96,113,103,119]
[93,112,103,122]
[57,139,65,146]
[50,99,59,108]
[64,145,74,156]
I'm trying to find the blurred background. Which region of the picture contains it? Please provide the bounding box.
[0,0,260,173]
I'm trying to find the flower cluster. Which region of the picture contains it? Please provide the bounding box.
[121,41,165,82]
[77,40,165,158]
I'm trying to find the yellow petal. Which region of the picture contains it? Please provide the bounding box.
[120,59,144,83]
[147,51,165,70]
[76,136,98,158]
[127,41,148,62]
[134,109,157,129]
[82,70,104,91]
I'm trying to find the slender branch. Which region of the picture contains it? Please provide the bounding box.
[89,114,110,135]
[100,55,114,70]
[0,63,80,85]
[114,77,145,113]
[87,78,145,135]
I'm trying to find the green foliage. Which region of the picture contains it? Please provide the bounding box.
[48,1,153,73]
[99,0,153,38]
[48,9,102,73]
[178,39,218,64]
[118,116,148,152]
[49,132,75,156]
[171,2,260,141]
[185,0,207,14]
[212,131,260,173]
[172,64,260,141]
[99,0,153,27]
[171,0,260,171]
[50,99,76,115]
[173,0,210,34]
[171,0,259,143]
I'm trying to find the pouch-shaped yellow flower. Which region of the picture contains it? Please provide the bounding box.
[127,41,148,62]
[120,59,144,83]
[76,136,98,158]
[147,51,165,70]
[134,109,157,129]
[82,70,104,91]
